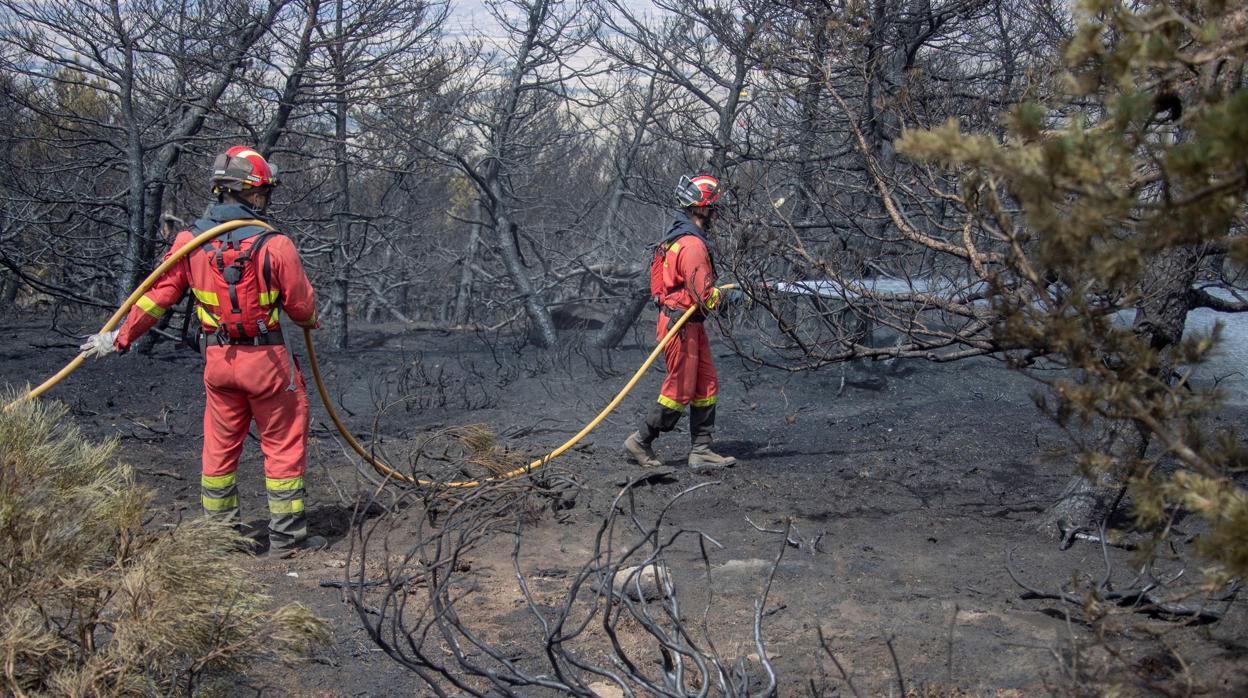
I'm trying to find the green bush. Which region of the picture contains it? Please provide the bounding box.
[0,393,328,696]
[897,0,1248,584]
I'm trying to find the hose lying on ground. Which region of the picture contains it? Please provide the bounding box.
[6,219,709,488]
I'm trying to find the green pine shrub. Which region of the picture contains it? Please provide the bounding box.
[0,393,328,696]
[897,0,1248,584]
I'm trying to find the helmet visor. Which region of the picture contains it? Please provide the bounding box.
[211,150,278,189]
[675,174,723,207]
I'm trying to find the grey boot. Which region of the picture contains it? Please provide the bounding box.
[267,534,327,559]
[687,443,736,469]
[624,431,664,468]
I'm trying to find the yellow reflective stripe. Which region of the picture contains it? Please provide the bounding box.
[259,290,279,306]
[706,286,721,310]
[202,473,237,489]
[293,310,317,328]
[202,494,238,511]
[663,241,680,268]
[136,295,165,319]
[265,476,304,492]
[657,394,686,412]
[268,499,305,514]
[691,395,717,408]
[192,288,219,306]
[268,307,279,325]
[196,305,220,327]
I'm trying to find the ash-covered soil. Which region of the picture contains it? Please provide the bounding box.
[2,314,1245,697]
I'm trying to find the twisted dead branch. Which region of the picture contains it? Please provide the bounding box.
[1005,527,1241,624]
[342,472,786,696]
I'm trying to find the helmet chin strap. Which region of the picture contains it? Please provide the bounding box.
[687,206,715,233]
[220,187,269,215]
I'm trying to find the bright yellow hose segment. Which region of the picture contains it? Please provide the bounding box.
[6,217,725,489]
[7,219,272,408]
[303,301,703,488]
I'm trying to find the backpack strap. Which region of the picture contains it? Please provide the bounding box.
[651,232,717,308]
[233,230,279,337]
[650,231,686,307]
[199,224,272,267]
[196,224,278,339]
[248,231,280,335]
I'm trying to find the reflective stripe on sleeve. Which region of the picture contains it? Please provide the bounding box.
[136,295,165,319]
[293,310,317,328]
[259,290,279,306]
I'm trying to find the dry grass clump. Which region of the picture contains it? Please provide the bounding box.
[0,393,328,696]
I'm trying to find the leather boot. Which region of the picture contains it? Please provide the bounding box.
[687,443,736,469]
[267,534,327,559]
[624,431,663,468]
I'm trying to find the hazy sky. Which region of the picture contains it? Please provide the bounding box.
[444,0,654,40]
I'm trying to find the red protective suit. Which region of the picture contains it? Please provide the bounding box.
[640,213,722,445]
[654,228,720,412]
[115,204,318,547]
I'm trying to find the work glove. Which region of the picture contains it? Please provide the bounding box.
[79,329,120,359]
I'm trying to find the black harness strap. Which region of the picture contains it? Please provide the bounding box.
[194,225,279,340]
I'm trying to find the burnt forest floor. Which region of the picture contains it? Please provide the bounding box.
[1,313,1245,697]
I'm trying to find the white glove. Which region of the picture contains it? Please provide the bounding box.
[79,329,120,359]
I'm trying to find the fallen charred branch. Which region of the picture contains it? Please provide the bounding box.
[745,516,825,555]
[1005,546,1240,624]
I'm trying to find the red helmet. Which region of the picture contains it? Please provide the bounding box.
[210,146,279,193]
[675,174,723,207]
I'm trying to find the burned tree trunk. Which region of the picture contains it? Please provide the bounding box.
[491,196,557,348]
[1035,245,1202,535]
[593,276,650,349]
[452,200,483,326]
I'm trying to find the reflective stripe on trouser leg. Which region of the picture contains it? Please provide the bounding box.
[247,347,311,549]
[690,324,719,445]
[202,368,251,525]
[265,476,306,548]
[201,472,240,523]
[658,320,715,406]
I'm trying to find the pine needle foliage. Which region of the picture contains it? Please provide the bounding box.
[897,0,1248,583]
[0,394,328,696]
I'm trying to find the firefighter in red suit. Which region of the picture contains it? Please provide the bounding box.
[623,174,738,470]
[80,146,325,553]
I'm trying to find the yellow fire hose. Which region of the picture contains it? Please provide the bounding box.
[5,219,712,489]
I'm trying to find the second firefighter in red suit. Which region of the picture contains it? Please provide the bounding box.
[624,174,738,470]
[81,146,325,553]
